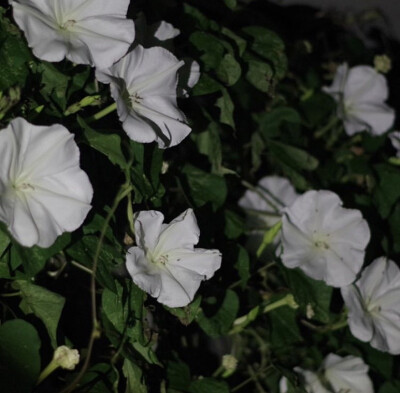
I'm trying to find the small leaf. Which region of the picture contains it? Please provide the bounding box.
[216,53,241,86]
[123,359,147,393]
[224,210,245,239]
[234,245,250,289]
[215,88,235,128]
[15,280,65,348]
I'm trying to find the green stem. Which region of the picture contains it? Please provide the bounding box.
[37,361,59,385]
[59,183,133,393]
[0,291,21,297]
[263,293,298,314]
[314,116,340,138]
[86,102,117,124]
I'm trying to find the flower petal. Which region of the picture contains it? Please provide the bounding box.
[134,210,164,252]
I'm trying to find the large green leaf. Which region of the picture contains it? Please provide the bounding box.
[15,280,65,348]
[123,359,147,393]
[0,320,41,393]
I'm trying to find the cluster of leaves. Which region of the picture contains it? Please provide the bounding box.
[1,1,400,392]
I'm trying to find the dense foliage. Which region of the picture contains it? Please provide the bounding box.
[1,1,400,392]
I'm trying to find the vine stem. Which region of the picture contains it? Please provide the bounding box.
[59,183,133,393]
[86,102,117,124]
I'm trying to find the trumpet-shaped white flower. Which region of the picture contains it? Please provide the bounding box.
[292,354,373,393]
[323,63,395,136]
[96,45,192,148]
[281,190,370,287]
[238,176,299,252]
[0,118,93,248]
[11,0,134,68]
[341,257,400,354]
[125,209,222,307]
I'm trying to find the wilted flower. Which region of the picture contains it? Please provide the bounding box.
[238,176,299,252]
[125,209,222,307]
[11,0,134,68]
[281,190,370,287]
[0,118,93,248]
[323,63,395,136]
[96,45,192,148]
[292,353,373,393]
[341,257,400,354]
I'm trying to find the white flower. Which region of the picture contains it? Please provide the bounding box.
[341,257,400,354]
[389,131,400,157]
[281,190,370,287]
[0,118,93,248]
[294,354,374,393]
[11,0,134,68]
[125,209,222,307]
[96,45,192,148]
[238,176,299,252]
[323,63,395,136]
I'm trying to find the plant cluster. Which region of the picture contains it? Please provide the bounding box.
[1,1,400,392]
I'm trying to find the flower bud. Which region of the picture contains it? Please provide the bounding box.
[53,346,80,370]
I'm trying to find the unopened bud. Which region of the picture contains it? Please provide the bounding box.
[374,54,391,73]
[222,354,238,373]
[53,346,80,370]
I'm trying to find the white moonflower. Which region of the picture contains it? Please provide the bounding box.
[125,209,222,308]
[323,63,395,136]
[96,45,192,148]
[0,118,93,248]
[11,0,134,68]
[293,354,373,393]
[281,190,370,287]
[238,176,299,252]
[341,257,400,354]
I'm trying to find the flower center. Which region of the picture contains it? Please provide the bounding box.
[129,92,143,106]
[13,181,35,192]
[312,232,331,251]
[60,19,76,30]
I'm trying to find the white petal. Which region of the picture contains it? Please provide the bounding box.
[125,246,162,298]
[134,210,164,252]
[341,285,374,343]
[324,354,373,393]
[347,102,395,135]
[11,0,134,68]
[281,190,369,287]
[153,21,180,41]
[345,66,389,103]
[155,209,200,254]
[389,131,400,157]
[322,63,349,100]
[0,118,93,248]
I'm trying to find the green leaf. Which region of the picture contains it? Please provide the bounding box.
[165,296,202,325]
[123,359,147,393]
[78,116,128,169]
[78,363,116,393]
[242,26,287,79]
[192,74,222,96]
[234,245,250,289]
[221,27,247,56]
[244,55,274,94]
[15,280,65,348]
[11,232,71,277]
[197,289,239,337]
[269,140,319,171]
[216,53,241,86]
[284,269,332,323]
[373,163,400,218]
[255,107,301,139]
[0,10,32,91]
[189,378,229,393]
[269,307,302,348]
[194,122,223,174]
[190,32,225,70]
[224,210,245,239]
[223,0,237,10]
[215,88,235,128]
[167,360,191,391]
[0,224,10,256]
[0,320,41,393]
[182,164,228,210]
